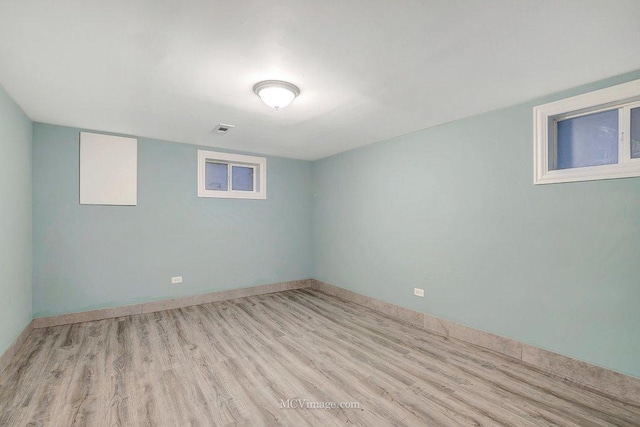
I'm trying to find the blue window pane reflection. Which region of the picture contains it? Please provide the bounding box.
[232,166,254,191]
[205,162,228,191]
[556,110,618,170]
[631,107,640,159]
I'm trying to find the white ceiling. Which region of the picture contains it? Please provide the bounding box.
[1,1,640,160]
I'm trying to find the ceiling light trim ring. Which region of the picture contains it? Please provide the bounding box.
[252,80,300,97]
[252,80,301,110]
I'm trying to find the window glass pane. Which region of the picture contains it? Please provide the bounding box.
[205,162,228,191]
[632,107,640,159]
[232,166,254,191]
[556,109,618,170]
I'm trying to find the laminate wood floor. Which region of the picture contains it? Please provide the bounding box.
[1,289,639,426]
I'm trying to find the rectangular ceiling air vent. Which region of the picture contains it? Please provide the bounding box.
[215,123,235,134]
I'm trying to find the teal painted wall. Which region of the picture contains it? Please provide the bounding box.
[33,123,313,317]
[312,71,640,378]
[0,85,32,355]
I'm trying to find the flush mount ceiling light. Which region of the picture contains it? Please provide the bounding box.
[252,80,300,110]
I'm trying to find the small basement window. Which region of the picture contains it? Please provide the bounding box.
[197,150,266,199]
[533,79,640,184]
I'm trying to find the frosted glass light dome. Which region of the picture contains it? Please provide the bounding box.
[253,80,300,110]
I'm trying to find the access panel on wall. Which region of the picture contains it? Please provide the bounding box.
[79,132,137,205]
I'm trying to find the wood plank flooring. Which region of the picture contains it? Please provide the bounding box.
[1,289,639,426]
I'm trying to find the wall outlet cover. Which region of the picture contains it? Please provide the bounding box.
[414,288,424,297]
[171,276,183,284]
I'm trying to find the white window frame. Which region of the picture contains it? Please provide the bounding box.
[533,79,640,185]
[197,150,266,199]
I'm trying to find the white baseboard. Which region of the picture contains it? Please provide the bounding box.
[33,279,313,328]
[0,320,33,375]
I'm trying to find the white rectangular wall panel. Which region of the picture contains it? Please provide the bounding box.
[80,132,137,205]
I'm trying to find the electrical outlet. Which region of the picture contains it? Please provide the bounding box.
[171,276,183,284]
[414,288,424,297]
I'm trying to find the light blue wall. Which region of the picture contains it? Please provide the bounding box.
[0,85,32,355]
[33,123,313,317]
[25,71,640,378]
[312,71,640,378]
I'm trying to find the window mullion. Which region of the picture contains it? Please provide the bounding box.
[551,118,558,171]
[619,106,631,164]
[254,166,257,192]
